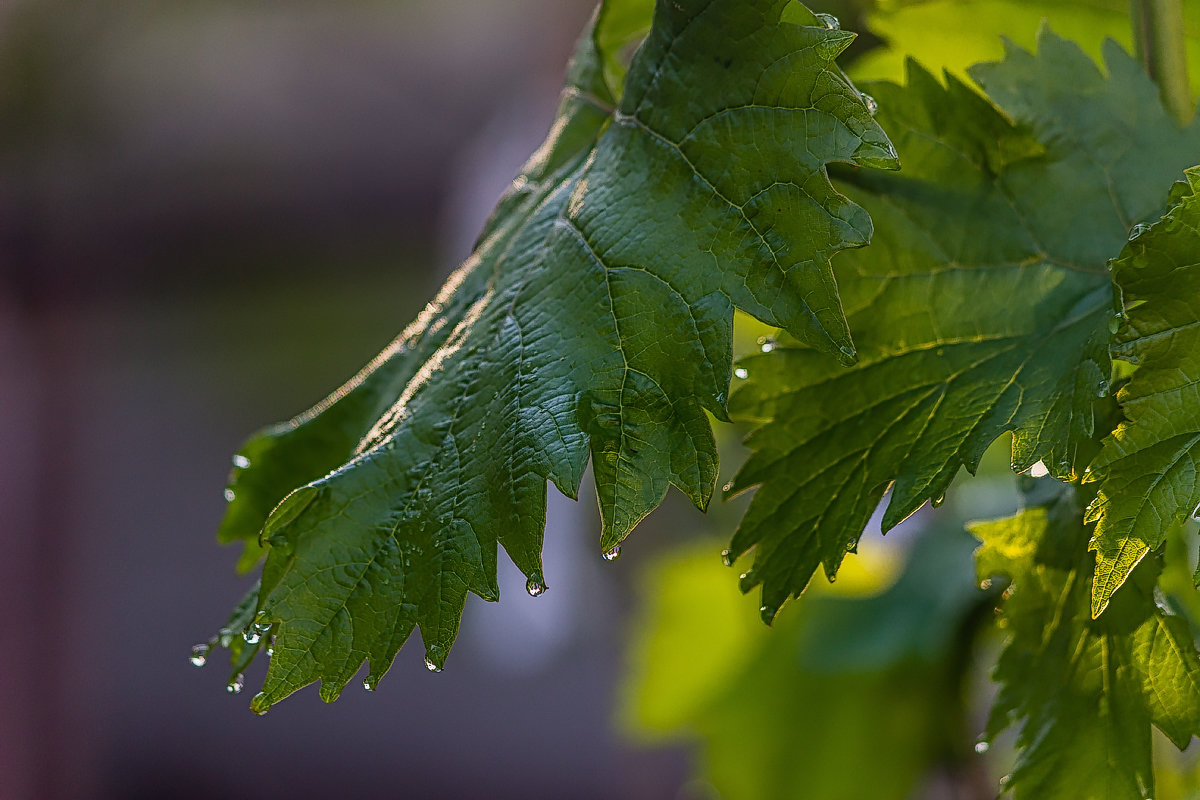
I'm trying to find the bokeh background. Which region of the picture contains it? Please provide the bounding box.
[4,2,1200,799]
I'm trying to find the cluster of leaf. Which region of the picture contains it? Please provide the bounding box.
[199,0,1200,795]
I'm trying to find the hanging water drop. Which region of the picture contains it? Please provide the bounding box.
[363,678,375,692]
[734,367,749,380]
[1108,313,1125,334]
[759,337,777,353]
[525,576,547,597]
[224,488,235,503]
[1129,222,1151,239]
[860,93,878,116]
[722,481,734,493]
[189,643,210,668]
[760,605,777,625]
[975,741,990,754]
[1029,461,1049,478]
[425,657,442,673]
[721,549,735,567]
[815,12,840,29]
[232,454,251,469]
[1097,380,1109,397]
[602,545,622,562]
[227,673,245,694]
[931,494,946,509]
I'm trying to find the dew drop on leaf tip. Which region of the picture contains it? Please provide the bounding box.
[363,678,375,692]
[1128,222,1151,239]
[860,93,878,117]
[232,454,250,469]
[189,643,210,668]
[525,576,547,597]
[227,673,245,694]
[930,494,945,508]
[602,545,622,562]
[424,657,443,673]
[815,12,839,30]
[721,549,734,567]
[1029,461,1049,478]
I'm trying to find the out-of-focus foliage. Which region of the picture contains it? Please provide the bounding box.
[850,0,1200,92]
[624,527,997,800]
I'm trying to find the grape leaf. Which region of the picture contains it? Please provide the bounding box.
[971,479,1200,800]
[726,30,1200,622]
[1087,167,1200,616]
[211,0,898,711]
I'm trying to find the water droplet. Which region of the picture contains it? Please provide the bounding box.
[525,576,547,597]
[1029,461,1049,478]
[224,488,236,503]
[602,545,622,562]
[816,12,840,29]
[243,629,261,645]
[1129,222,1151,239]
[980,579,993,591]
[722,481,734,493]
[189,643,210,668]
[975,741,990,754]
[759,337,777,353]
[232,454,251,469]
[363,678,375,692]
[1097,380,1109,397]
[1002,586,1014,600]
[227,673,245,694]
[860,93,878,117]
[721,549,735,567]
[734,367,749,380]
[760,605,777,625]
[931,494,946,508]
[424,657,442,673]
[1109,314,1124,334]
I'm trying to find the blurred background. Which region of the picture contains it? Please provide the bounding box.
[2,1,1199,799]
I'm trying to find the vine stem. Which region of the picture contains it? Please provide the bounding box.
[1131,0,1192,125]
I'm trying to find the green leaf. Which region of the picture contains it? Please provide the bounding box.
[622,530,992,800]
[726,29,1200,621]
[1087,167,1200,616]
[213,0,897,711]
[971,479,1200,800]
[850,0,1200,95]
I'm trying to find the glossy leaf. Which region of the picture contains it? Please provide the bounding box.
[211,0,897,710]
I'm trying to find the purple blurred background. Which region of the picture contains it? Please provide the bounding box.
[0,2,699,796]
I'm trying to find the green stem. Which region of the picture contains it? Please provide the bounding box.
[1132,0,1192,125]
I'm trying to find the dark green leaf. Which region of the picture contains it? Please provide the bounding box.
[727,30,1200,621]
[213,0,897,710]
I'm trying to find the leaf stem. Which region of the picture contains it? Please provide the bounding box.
[1131,0,1192,125]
